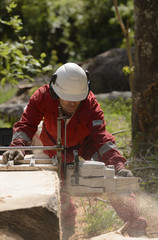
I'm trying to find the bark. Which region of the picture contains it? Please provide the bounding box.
[132,0,158,155]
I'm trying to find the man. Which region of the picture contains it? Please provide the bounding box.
[2,62,147,236]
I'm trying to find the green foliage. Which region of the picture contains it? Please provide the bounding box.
[99,97,132,159]
[122,65,134,76]
[0,0,134,63]
[0,87,17,104]
[0,2,52,86]
[99,97,131,133]
[0,118,12,128]
[110,0,134,48]
[81,198,123,236]
[0,86,18,127]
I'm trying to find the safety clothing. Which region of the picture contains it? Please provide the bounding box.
[2,149,24,164]
[10,84,126,173]
[52,63,89,101]
[116,168,133,177]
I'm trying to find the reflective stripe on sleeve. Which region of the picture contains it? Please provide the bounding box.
[92,120,103,127]
[91,152,99,161]
[98,141,117,156]
[12,131,31,143]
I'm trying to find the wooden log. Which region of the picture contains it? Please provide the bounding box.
[0,170,61,240]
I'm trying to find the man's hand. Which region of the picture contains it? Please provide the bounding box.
[116,168,133,177]
[2,150,24,164]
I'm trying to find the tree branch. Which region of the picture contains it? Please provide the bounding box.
[113,0,134,95]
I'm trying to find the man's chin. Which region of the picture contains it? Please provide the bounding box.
[64,111,74,117]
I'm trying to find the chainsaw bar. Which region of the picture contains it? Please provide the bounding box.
[0,154,58,171]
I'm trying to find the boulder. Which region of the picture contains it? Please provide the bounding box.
[81,48,133,94]
[0,103,26,120]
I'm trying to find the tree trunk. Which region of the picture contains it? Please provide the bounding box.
[132,0,158,156]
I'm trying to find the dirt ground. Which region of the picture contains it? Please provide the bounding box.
[61,192,158,240]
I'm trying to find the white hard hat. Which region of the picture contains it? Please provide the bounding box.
[52,62,89,101]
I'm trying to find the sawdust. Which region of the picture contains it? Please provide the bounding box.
[61,196,122,240]
[0,228,24,240]
[61,192,158,240]
[136,192,158,238]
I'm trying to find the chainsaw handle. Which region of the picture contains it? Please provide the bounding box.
[73,149,79,185]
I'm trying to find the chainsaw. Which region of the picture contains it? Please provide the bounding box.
[0,110,139,196]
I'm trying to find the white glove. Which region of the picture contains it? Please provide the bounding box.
[2,150,24,164]
[116,168,133,177]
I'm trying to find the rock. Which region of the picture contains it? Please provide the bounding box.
[90,232,156,240]
[0,103,26,120]
[81,48,133,94]
[95,91,131,101]
[16,83,34,96]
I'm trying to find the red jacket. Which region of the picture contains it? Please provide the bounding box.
[11,84,126,172]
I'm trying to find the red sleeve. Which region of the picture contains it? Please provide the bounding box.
[10,86,46,146]
[88,92,126,172]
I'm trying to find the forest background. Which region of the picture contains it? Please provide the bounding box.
[1,2,158,238]
[0,0,134,81]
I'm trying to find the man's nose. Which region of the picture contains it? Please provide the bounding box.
[69,101,76,106]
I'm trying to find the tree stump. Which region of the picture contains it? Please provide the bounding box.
[0,170,61,240]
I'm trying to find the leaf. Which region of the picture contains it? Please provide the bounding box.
[9,2,17,9]
[6,2,17,13]
[0,77,6,86]
[42,65,53,71]
[40,52,46,59]
[0,19,12,26]
[122,66,130,76]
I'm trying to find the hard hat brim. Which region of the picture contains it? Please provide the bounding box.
[53,84,89,101]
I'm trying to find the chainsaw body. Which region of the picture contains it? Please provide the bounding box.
[0,153,139,196]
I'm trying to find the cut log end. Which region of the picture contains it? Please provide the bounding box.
[0,170,61,240]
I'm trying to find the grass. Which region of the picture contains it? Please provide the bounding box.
[0,87,17,104]
[80,197,123,237]
[99,97,131,133]
[100,97,132,159]
[0,86,18,127]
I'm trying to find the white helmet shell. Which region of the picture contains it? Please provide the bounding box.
[52,63,88,101]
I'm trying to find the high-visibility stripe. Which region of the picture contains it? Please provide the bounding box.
[91,142,117,160]
[92,120,103,127]
[12,131,31,143]
[91,152,99,161]
[99,141,117,156]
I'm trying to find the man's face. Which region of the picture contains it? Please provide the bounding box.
[59,98,81,116]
